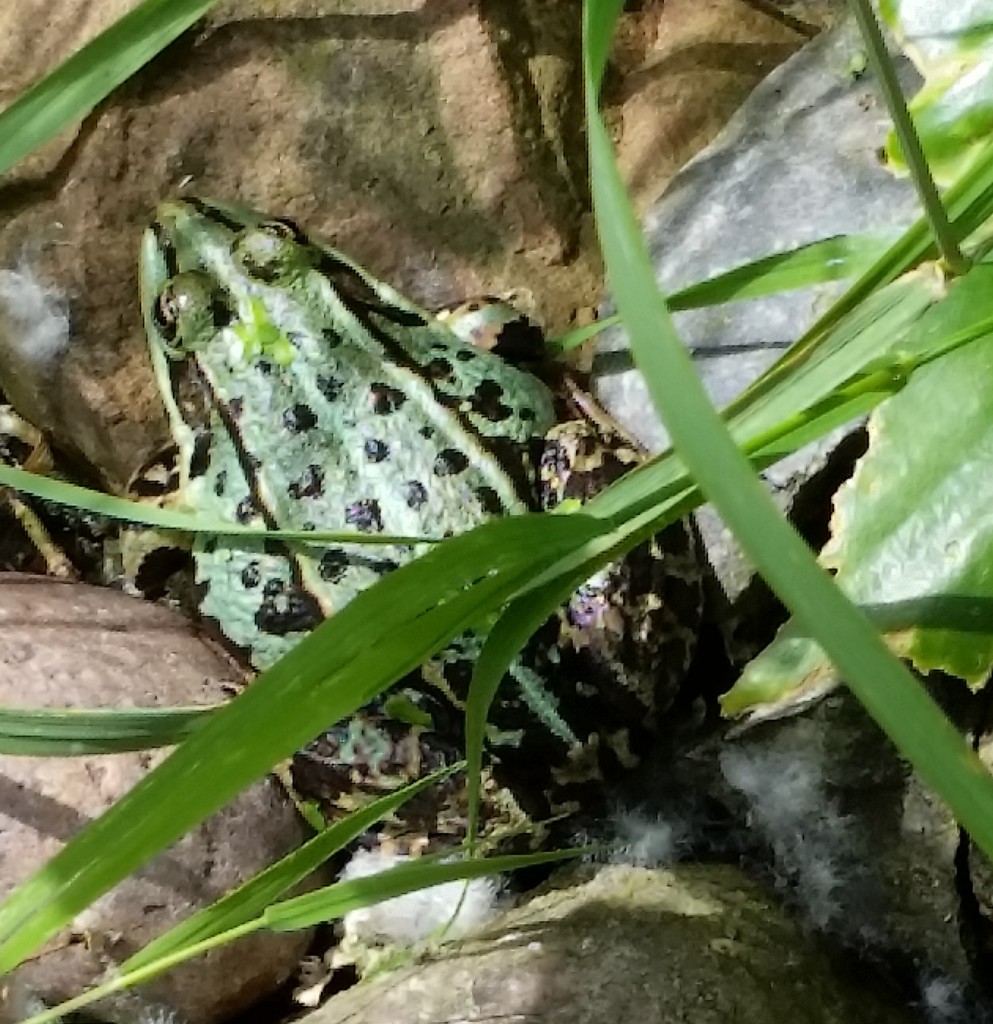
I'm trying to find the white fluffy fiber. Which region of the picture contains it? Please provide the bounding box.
[605,809,683,868]
[0,265,70,366]
[720,737,856,930]
[340,849,503,946]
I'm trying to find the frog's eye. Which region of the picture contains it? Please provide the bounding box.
[262,217,307,241]
[233,221,313,284]
[153,271,230,352]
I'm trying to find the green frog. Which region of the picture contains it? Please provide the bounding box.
[137,197,704,843]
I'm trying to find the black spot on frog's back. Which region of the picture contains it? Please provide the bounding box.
[433,449,470,477]
[255,579,324,636]
[404,480,428,509]
[236,495,258,523]
[319,547,401,585]
[470,380,512,423]
[288,464,325,500]
[425,357,454,381]
[485,315,545,364]
[369,383,407,414]
[475,486,504,515]
[345,498,384,533]
[241,561,262,588]
[317,374,345,402]
[364,438,389,463]
[319,549,349,583]
[283,403,318,432]
[189,431,213,478]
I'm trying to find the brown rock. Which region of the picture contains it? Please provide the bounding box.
[0,575,319,1024]
[0,1,823,488]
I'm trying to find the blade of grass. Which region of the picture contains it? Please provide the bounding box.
[0,0,221,178]
[465,569,592,849]
[846,0,965,273]
[0,512,599,973]
[550,232,893,353]
[584,0,993,864]
[123,762,464,972]
[0,466,437,545]
[23,846,590,1024]
[726,129,993,415]
[0,706,215,755]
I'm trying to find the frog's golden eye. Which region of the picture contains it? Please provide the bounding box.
[153,271,229,352]
[233,222,313,284]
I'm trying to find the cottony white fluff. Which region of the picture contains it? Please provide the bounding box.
[920,975,969,1024]
[340,849,503,945]
[606,810,683,867]
[134,1009,184,1024]
[0,265,70,365]
[720,739,856,930]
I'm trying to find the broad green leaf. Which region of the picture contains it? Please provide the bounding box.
[880,0,993,185]
[0,0,221,178]
[723,261,993,716]
[0,706,214,755]
[720,618,838,720]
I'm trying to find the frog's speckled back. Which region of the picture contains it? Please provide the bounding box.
[136,197,706,850]
[140,197,556,668]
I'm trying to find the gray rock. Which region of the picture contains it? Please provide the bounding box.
[594,15,921,623]
[648,687,992,1007]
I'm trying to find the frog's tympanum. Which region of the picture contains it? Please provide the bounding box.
[138,198,704,845]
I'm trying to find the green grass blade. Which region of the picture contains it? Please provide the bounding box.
[551,232,892,352]
[846,0,964,272]
[725,131,993,416]
[263,847,588,931]
[0,466,436,545]
[0,706,214,755]
[0,512,598,972]
[0,0,221,178]
[123,763,464,972]
[667,233,893,311]
[28,844,590,1024]
[584,0,993,865]
[464,568,591,848]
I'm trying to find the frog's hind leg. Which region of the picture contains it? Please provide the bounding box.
[537,415,705,758]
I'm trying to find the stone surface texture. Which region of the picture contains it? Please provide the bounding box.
[636,684,993,1007]
[0,0,830,490]
[309,863,913,1024]
[0,576,320,1024]
[594,14,918,628]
